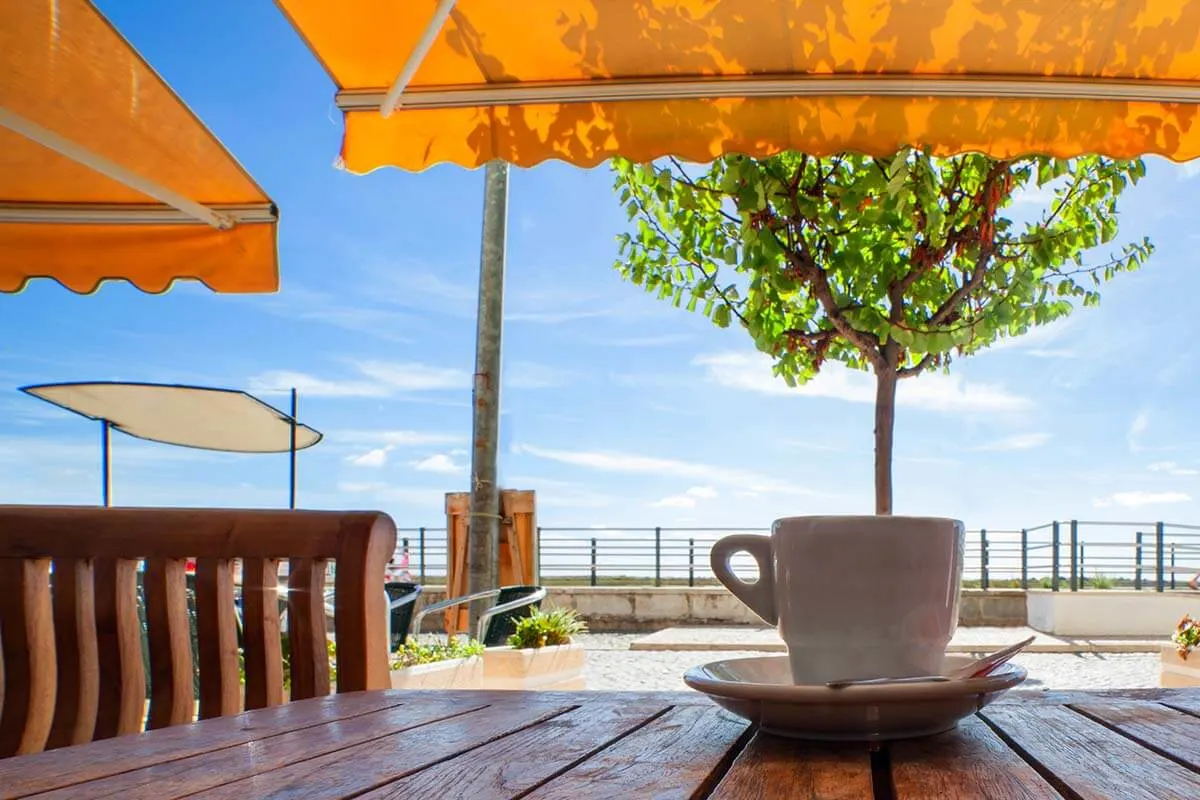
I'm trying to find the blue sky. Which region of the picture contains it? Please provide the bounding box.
[3,1,1199,538]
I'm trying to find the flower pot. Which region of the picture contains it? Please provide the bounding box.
[1160,644,1200,688]
[483,643,586,690]
[390,655,483,689]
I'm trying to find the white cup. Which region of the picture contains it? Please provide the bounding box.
[711,516,964,684]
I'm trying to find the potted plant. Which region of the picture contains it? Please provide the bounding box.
[482,606,588,690]
[389,637,485,689]
[1161,615,1200,687]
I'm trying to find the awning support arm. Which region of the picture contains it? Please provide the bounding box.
[380,0,459,118]
[346,74,1200,112]
[0,106,235,230]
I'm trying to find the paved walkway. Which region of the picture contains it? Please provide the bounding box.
[575,634,1161,692]
[629,626,1169,654]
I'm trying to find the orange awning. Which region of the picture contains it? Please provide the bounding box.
[0,0,279,294]
[276,0,1200,172]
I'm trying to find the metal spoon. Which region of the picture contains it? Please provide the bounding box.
[825,675,950,689]
[825,635,1037,689]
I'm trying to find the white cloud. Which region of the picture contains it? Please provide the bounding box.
[248,370,388,398]
[1128,411,1150,452]
[651,485,719,509]
[504,474,615,509]
[1148,461,1200,477]
[252,362,471,400]
[514,443,826,498]
[1094,490,1193,508]
[694,353,1031,413]
[354,361,470,392]
[653,494,697,508]
[336,482,449,507]
[591,334,694,348]
[411,453,466,475]
[1178,160,1200,180]
[970,433,1051,452]
[505,361,570,389]
[347,446,393,467]
[984,318,1076,358]
[336,429,466,447]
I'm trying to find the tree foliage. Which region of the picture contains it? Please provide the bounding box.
[612,149,1152,511]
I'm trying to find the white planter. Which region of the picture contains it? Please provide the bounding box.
[482,643,586,690]
[1026,590,1199,637]
[390,656,483,689]
[1161,644,1200,687]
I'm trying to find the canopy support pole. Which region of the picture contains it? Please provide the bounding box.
[381,0,459,117]
[100,419,112,508]
[0,107,235,229]
[289,388,298,510]
[466,160,508,638]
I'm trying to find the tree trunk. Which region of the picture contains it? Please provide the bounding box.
[873,367,898,515]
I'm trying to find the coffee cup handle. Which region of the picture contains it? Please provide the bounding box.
[710,534,777,625]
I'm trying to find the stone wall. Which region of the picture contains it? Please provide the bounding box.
[415,586,1028,632]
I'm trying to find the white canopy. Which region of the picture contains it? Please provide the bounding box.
[21,382,321,453]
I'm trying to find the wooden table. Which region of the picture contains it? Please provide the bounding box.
[3,689,1200,799]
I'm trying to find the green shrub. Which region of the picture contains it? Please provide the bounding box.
[390,637,484,669]
[508,606,587,649]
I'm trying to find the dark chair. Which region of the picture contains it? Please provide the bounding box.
[384,581,423,649]
[412,585,547,646]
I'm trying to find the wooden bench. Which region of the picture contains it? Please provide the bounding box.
[0,505,396,757]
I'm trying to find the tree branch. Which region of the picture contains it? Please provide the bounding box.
[782,237,886,370]
[624,178,750,328]
[897,352,937,378]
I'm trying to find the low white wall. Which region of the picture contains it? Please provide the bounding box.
[415,586,1026,632]
[1027,590,1198,637]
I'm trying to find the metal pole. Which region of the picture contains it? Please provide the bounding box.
[1069,520,1078,592]
[288,388,298,509]
[655,526,662,587]
[1156,522,1165,593]
[689,538,695,588]
[418,527,426,582]
[1171,544,1177,590]
[590,538,597,587]
[1020,529,1028,589]
[1051,521,1061,592]
[466,160,509,638]
[100,419,112,507]
[1135,532,1143,590]
[980,529,989,590]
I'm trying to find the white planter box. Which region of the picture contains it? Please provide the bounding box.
[1161,645,1200,687]
[390,656,483,690]
[1027,590,1198,637]
[482,643,586,690]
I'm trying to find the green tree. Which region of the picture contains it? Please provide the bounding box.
[613,150,1151,514]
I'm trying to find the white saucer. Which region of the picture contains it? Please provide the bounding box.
[683,654,1026,741]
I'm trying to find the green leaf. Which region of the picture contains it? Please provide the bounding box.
[713,304,732,328]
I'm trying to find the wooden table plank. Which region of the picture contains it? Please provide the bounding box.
[981,704,1200,800]
[29,699,493,800]
[185,700,581,799]
[1070,702,1200,771]
[0,691,406,798]
[889,716,1060,800]
[357,700,675,800]
[523,705,751,800]
[1162,697,1200,718]
[707,733,874,799]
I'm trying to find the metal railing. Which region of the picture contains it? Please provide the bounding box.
[388,520,1200,591]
